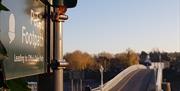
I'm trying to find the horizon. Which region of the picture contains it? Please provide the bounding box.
[64,48,180,55]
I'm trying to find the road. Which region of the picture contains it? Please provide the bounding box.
[109,69,156,91]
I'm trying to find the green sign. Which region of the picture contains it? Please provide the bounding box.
[0,0,45,79]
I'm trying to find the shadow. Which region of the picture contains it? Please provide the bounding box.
[0,40,8,89]
[0,40,7,61]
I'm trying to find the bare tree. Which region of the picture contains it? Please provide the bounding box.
[96,52,113,72]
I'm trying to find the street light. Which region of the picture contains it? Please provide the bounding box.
[99,65,104,91]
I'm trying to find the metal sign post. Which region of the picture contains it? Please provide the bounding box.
[52,5,68,91]
[40,0,77,90]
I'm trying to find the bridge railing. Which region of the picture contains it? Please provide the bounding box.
[156,66,162,91]
[154,62,164,91]
[92,64,146,91]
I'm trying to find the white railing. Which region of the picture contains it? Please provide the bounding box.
[155,63,163,91]
[151,62,169,69]
[156,67,162,91]
[92,64,146,91]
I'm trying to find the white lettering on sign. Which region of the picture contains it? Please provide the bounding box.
[14,54,43,64]
[22,26,43,48]
[30,9,43,29]
[7,10,44,48]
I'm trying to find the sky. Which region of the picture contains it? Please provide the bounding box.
[63,0,180,54]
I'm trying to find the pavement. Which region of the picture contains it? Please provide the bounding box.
[109,69,156,91]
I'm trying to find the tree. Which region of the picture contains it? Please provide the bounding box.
[97,52,113,59]
[149,50,161,62]
[139,51,148,64]
[95,52,113,72]
[161,52,170,61]
[115,49,139,68]
[64,51,95,91]
[115,53,129,68]
[127,49,139,65]
[64,50,94,71]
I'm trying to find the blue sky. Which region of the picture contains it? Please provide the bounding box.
[63,0,180,54]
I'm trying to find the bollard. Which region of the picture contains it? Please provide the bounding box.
[162,82,171,91]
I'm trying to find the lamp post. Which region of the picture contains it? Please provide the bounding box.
[99,65,104,91]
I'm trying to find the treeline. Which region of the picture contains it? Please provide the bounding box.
[64,49,180,72]
[64,49,139,72]
[63,49,140,84]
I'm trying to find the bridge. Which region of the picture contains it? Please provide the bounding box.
[92,62,170,91]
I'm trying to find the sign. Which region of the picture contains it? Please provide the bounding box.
[0,0,45,79]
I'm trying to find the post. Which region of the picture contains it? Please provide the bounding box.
[166,82,171,91]
[52,3,68,91]
[71,79,74,91]
[54,17,64,91]
[101,71,103,91]
[43,0,77,91]
[80,79,82,91]
[99,65,104,91]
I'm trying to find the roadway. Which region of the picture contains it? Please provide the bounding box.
[109,69,156,91]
